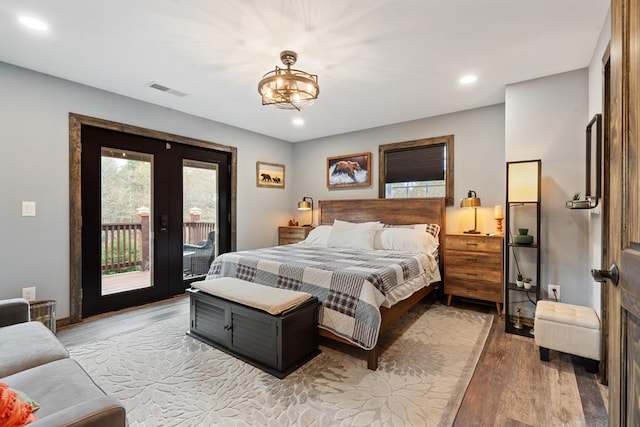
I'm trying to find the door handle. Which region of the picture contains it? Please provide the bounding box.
[591,264,619,286]
[159,214,168,234]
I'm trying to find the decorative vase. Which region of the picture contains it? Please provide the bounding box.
[516,280,524,287]
[513,228,534,245]
[524,281,533,290]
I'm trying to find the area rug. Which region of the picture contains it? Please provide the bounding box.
[69,303,492,426]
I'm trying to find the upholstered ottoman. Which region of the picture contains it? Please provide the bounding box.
[534,300,600,373]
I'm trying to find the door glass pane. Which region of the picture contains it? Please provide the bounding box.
[100,148,153,296]
[182,160,218,280]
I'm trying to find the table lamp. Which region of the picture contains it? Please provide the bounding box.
[460,190,481,234]
[297,196,314,227]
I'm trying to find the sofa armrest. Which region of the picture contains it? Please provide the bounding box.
[29,395,126,427]
[0,298,30,327]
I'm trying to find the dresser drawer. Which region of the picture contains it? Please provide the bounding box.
[445,250,502,270]
[445,279,502,303]
[446,235,502,253]
[445,266,502,284]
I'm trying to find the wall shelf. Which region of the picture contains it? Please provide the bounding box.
[504,160,542,337]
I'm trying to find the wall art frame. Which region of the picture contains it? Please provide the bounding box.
[326,151,371,188]
[256,161,285,188]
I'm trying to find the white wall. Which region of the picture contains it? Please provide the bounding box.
[505,69,590,315]
[586,9,611,315]
[0,62,292,318]
[290,104,506,234]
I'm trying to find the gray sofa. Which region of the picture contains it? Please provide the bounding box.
[0,298,126,426]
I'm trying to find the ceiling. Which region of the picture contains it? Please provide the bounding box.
[0,1,610,143]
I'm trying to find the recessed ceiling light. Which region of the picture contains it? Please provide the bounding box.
[18,15,49,32]
[459,74,477,85]
[292,118,304,126]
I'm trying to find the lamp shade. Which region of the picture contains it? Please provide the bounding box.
[297,200,312,210]
[508,161,540,202]
[460,190,481,208]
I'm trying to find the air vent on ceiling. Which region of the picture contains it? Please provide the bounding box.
[146,81,187,97]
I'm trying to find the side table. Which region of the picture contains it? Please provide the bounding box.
[29,300,57,333]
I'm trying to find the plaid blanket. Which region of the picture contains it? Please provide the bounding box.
[206,243,438,350]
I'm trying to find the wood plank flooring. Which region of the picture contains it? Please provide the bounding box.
[56,295,608,426]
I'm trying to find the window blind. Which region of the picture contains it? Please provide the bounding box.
[385,144,445,183]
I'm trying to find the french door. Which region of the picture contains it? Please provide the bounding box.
[80,125,230,317]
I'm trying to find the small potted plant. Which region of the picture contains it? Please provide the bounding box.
[523,277,533,290]
[516,274,524,287]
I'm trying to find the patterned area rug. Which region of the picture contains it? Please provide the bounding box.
[69,303,492,426]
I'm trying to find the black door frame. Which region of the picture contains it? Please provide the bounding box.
[69,113,237,323]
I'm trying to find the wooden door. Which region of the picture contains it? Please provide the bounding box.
[607,0,640,424]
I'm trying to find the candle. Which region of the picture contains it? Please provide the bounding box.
[494,205,504,219]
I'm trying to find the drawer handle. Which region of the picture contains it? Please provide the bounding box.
[466,258,478,262]
[466,243,478,246]
[466,273,478,277]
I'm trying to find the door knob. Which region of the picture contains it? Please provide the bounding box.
[591,264,619,286]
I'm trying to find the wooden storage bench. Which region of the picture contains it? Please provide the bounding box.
[187,278,320,378]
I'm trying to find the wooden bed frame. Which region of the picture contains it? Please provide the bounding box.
[317,198,446,370]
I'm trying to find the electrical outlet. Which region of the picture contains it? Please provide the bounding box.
[22,286,36,302]
[548,284,560,302]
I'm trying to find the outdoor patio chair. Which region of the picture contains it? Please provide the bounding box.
[183,231,216,276]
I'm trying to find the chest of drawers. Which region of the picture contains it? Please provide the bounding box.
[278,226,314,245]
[445,233,504,314]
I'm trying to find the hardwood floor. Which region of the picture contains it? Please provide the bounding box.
[452,298,608,427]
[56,295,608,426]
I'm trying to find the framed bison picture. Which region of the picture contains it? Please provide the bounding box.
[326,152,371,188]
[256,161,285,188]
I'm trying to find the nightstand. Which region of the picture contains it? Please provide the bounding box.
[278,226,314,245]
[444,233,504,315]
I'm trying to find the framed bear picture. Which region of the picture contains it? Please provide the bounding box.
[326,152,371,188]
[256,161,285,188]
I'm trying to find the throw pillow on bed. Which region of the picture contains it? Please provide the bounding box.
[302,225,333,246]
[373,227,438,253]
[326,220,382,250]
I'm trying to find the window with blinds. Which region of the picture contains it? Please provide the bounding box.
[378,135,454,206]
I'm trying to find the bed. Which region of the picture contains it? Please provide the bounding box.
[204,198,446,370]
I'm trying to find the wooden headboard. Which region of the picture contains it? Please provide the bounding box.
[318,198,447,262]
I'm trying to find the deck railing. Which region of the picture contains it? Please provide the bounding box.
[102,223,143,271]
[101,219,215,272]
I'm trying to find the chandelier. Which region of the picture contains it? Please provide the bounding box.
[258,50,319,111]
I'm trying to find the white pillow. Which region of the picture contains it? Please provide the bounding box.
[384,223,441,239]
[326,220,382,250]
[373,228,439,253]
[302,225,332,246]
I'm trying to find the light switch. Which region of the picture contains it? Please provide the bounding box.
[22,201,36,216]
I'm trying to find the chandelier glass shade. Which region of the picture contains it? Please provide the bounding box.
[258,50,319,111]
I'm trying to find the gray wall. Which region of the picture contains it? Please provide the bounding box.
[505,69,590,317]
[1,56,602,321]
[586,9,611,315]
[0,62,292,319]
[290,104,507,234]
